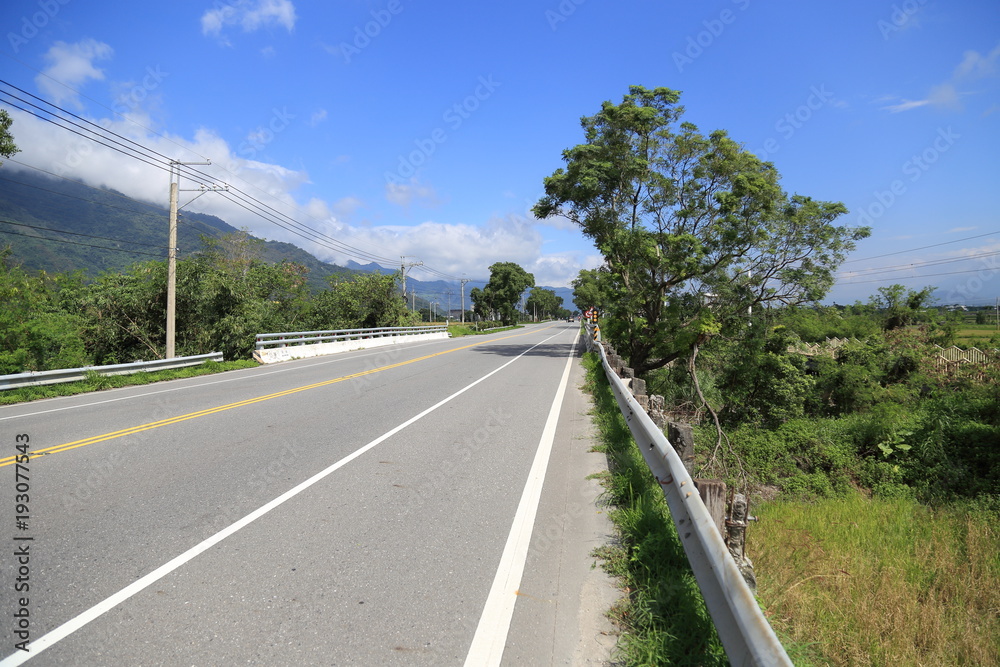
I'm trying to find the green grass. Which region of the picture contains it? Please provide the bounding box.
[953,324,1000,347]
[582,352,735,666]
[446,323,522,337]
[751,494,1000,666]
[0,360,259,405]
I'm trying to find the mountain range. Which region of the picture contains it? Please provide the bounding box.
[0,168,576,314]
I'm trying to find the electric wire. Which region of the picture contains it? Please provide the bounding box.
[0,80,215,186]
[838,266,1000,285]
[0,76,413,267]
[844,229,1000,264]
[0,227,166,258]
[839,248,1000,278]
[0,77,465,280]
[0,219,165,249]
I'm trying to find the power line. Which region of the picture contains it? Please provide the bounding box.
[838,265,1000,285]
[839,248,1000,278]
[0,225,166,258]
[0,172,165,219]
[844,229,1000,264]
[0,77,462,277]
[0,219,165,248]
[1,84,395,265]
[0,51,216,166]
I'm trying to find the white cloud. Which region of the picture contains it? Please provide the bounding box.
[882,42,1000,113]
[35,39,113,109]
[201,0,297,37]
[882,98,929,113]
[385,178,440,208]
[308,109,327,127]
[4,106,593,288]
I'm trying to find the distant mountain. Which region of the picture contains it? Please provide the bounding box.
[345,260,394,274]
[0,169,577,311]
[0,169,352,290]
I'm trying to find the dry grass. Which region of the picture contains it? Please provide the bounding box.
[750,493,999,666]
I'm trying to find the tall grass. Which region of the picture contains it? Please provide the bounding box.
[751,494,1000,666]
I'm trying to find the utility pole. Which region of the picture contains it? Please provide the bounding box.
[460,278,470,324]
[166,160,227,359]
[400,256,423,310]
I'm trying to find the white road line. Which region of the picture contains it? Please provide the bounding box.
[0,330,564,666]
[464,328,581,666]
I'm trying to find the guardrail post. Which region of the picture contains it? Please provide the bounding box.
[631,376,648,410]
[648,394,671,431]
[694,479,727,538]
[667,421,696,475]
[726,493,757,592]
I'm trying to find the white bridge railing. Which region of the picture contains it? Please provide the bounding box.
[253,325,449,363]
[585,323,792,666]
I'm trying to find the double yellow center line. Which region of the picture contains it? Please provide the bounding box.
[0,326,558,467]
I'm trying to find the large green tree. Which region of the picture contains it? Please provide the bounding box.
[482,262,534,326]
[469,285,494,321]
[870,284,936,331]
[308,271,412,331]
[571,267,611,313]
[534,86,870,376]
[525,286,562,320]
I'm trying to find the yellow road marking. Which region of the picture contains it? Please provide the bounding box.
[0,325,558,467]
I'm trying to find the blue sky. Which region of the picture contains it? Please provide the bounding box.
[1,0,998,304]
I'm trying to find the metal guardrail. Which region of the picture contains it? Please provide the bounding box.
[254,325,448,349]
[0,352,224,391]
[585,324,792,666]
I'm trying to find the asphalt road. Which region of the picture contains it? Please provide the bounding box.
[0,322,617,666]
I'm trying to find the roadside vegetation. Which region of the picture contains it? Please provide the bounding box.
[536,86,998,665]
[0,232,551,376]
[583,302,999,666]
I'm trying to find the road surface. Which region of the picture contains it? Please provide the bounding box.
[0,322,617,665]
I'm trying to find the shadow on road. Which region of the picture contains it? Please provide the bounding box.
[474,341,583,359]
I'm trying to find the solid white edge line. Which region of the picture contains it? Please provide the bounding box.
[463,328,581,666]
[0,330,564,666]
